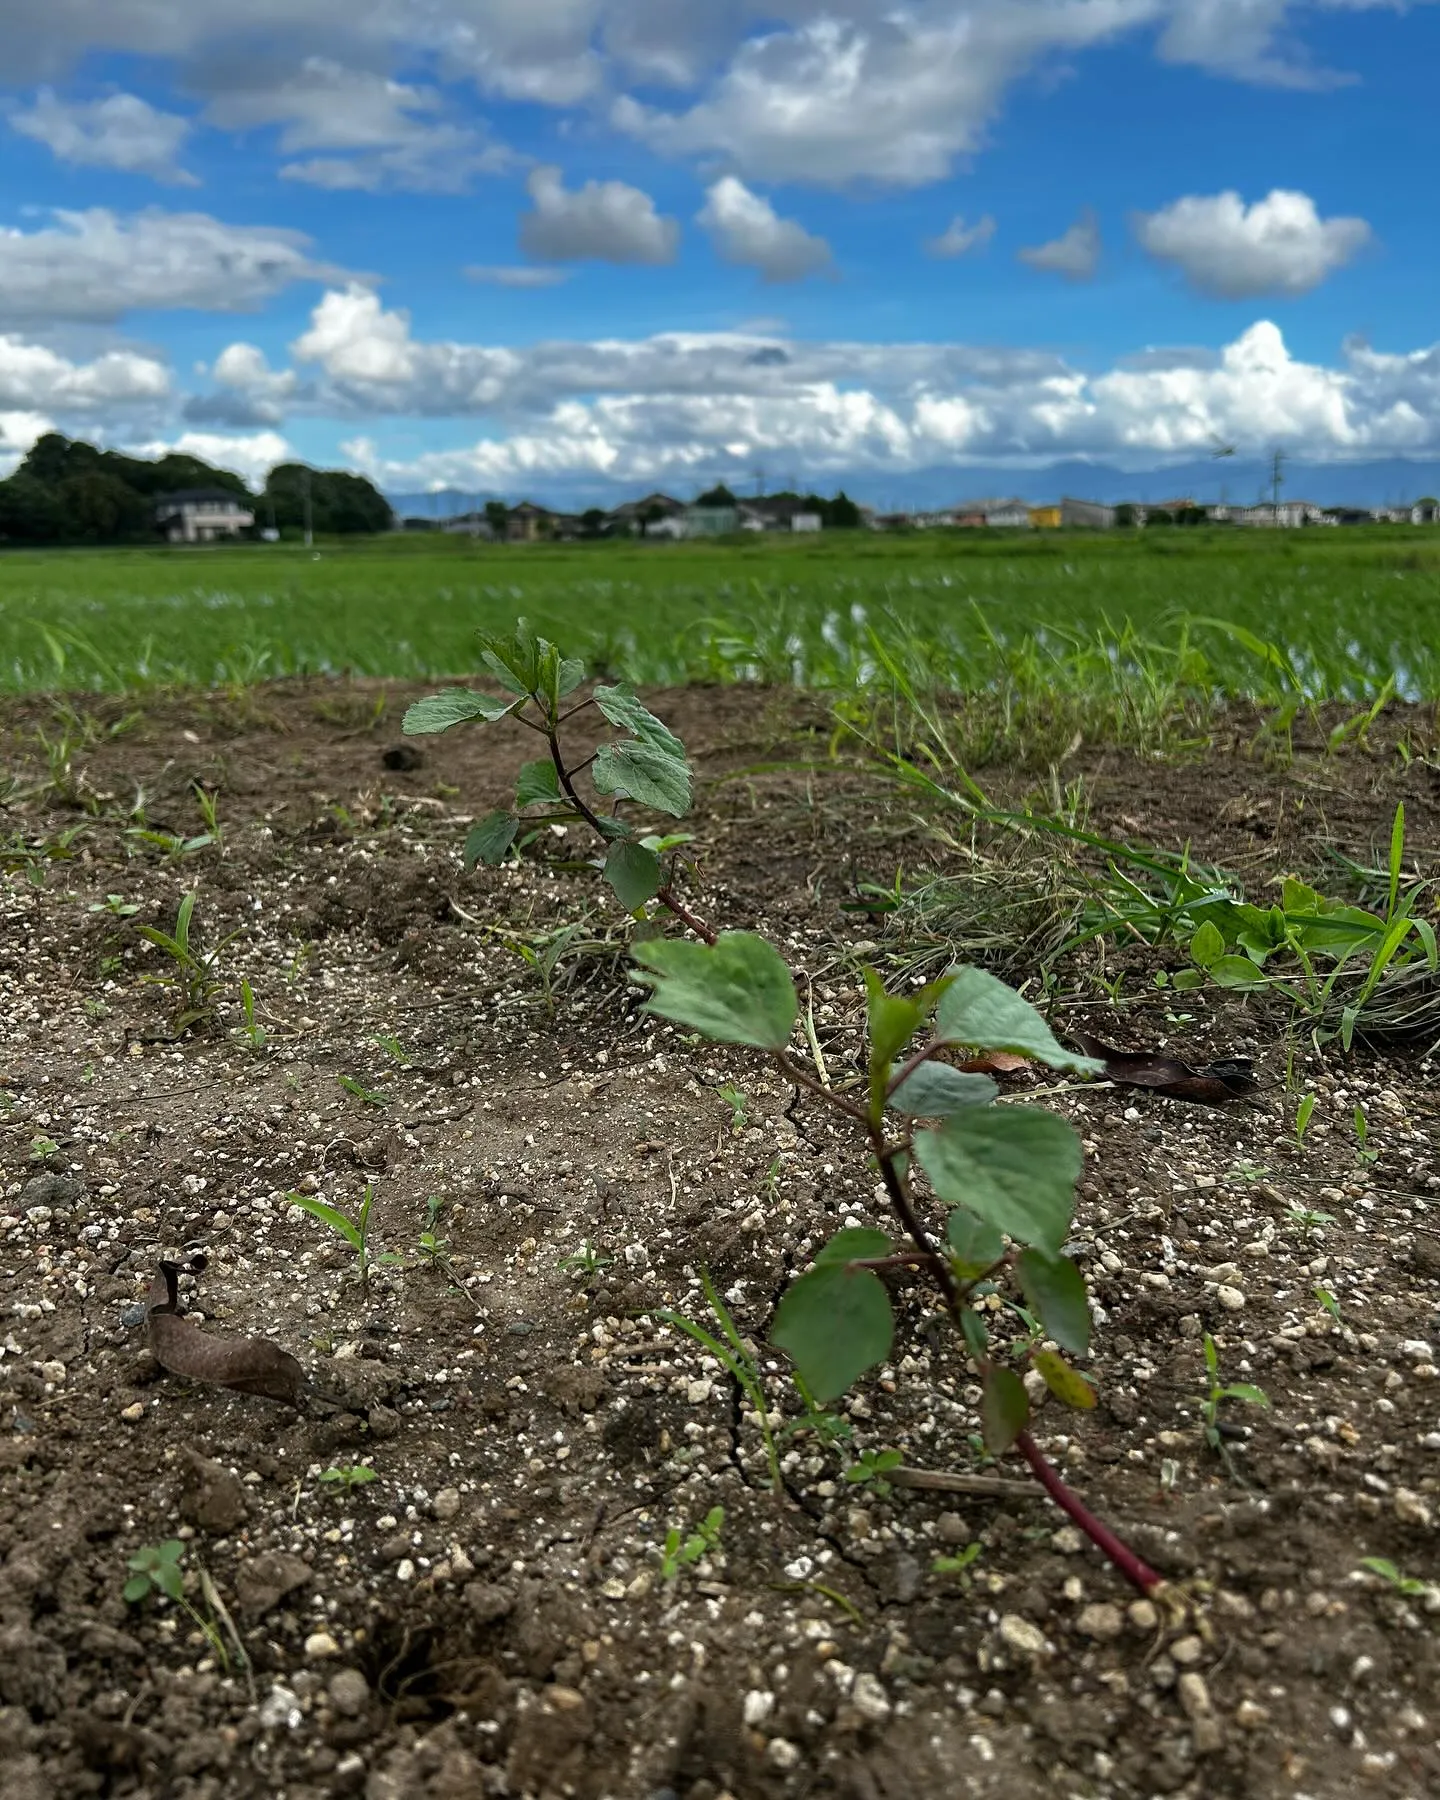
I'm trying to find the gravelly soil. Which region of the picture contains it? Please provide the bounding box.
[2,679,1439,1800]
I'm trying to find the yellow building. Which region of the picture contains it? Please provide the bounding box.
[1029,505,1062,529]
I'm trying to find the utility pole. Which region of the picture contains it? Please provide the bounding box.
[302,467,314,548]
[1270,447,1286,523]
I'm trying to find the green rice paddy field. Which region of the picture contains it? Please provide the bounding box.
[1,526,1437,704]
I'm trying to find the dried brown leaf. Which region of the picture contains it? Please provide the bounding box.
[146,1258,308,1407]
[1070,1033,1257,1106]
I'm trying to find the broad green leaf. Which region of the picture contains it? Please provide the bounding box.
[633,931,798,1049]
[464,812,519,868]
[889,1061,997,1118]
[605,840,663,910]
[772,1263,894,1404]
[290,1194,363,1250]
[403,688,512,734]
[592,685,688,760]
[593,740,692,817]
[1032,1350,1097,1410]
[935,967,1102,1075]
[557,657,587,699]
[915,1107,1081,1254]
[1218,1382,1270,1408]
[1208,954,1269,990]
[478,620,543,695]
[946,1207,1005,1278]
[1189,920,1225,969]
[1016,1249,1091,1356]
[122,1575,151,1604]
[958,1305,990,1359]
[515,759,563,807]
[814,1227,894,1266]
[865,970,925,1122]
[981,1364,1030,1454]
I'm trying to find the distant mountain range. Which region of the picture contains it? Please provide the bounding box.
[387,457,1440,520]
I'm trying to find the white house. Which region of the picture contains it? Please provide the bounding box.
[155,488,255,544]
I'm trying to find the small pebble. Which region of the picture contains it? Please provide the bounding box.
[997,1615,1050,1659]
[1216,1285,1247,1312]
[1127,1599,1159,1633]
[851,1672,891,1722]
[120,1402,145,1423]
[766,1739,801,1771]
[304,1632,341,1660]
[1076,1603,1124,1642]
[431,1487,461,1521]
[1235,1699,1270,1729]
[1170,1635,1204,1666]
[1394,1489,1433,1528]
[327,1669,370,1717]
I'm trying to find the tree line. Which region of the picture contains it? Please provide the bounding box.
[0,434,392,545]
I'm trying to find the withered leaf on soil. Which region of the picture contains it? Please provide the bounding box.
[1070,1034,1258,1106]
[146,1258,308,1406]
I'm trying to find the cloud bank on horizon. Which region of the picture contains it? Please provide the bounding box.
[0,0,1438,496]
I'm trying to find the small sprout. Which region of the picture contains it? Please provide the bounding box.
[660,1506,725,1582]
[288,1184,398,1290]
[89,893,140,917]
[234,978,268,1051]
[1287,1204,1335,1235]
[844,1447,904,1497]
[558,1240,614,1281]
[374,1033,408,1063]
[715,1082,749,1134]
[337,1074,388,1107]
[319,1464,378,1493]
[29,1134,60,1161]
[1315,1286,1343,1326]
[1294,1092,1317,1144]
[124,1539,186,1605]
[1200,1333,1269,1466]
[1359,1556,1432,1599]
[1353,1104,1379,1166]
[932,1542,983,1584]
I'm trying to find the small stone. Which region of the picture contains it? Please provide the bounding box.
[431,1487,461,1521]
[1170,1634,1205,1666]
[1127,1599,1159,1633]
[120,1402,145,1423]
[742,1690,775,1727]
[395,1559,416,1582]
[766,1738,801,1771]
[997,1614,1050,1659]
[1215,1286,1247,1312]
[1177,1672,1213,1721]
[327,1668,369,1718]
[1235,1699,1270,1729]
[465,1582,515,1624]
[936,1512,970,1546]
[1051,1526,1084,1555]
[1076,1603,1124,1642]
[304,1632,341,1660]
[1394,1489,1433,1528]
[257,1686,302,1731]
[851,1673,891,1722]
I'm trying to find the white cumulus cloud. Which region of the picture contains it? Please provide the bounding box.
[0,332,170,410]
[8,87,196,184]
[121,429,292,485]
[697,177,833,283]
[1018,208,1101,280]
[518,164,680,265]
[1134,188,1372,298]
[0,208,342,325]
[926,214,997,258]
[215,286,1440,489]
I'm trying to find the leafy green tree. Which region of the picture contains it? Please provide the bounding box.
[55,472,153,543]
[0,472,64,543]
[695,483,738,508]
[264,464,393,535]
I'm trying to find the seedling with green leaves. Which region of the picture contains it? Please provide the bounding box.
[660,1506,725,1582]
[234,978,268,1051]
[319,1463,378,1493]
[405,621,1173,1600]
[1294,1092,1317,1144]
[138,892,243,1034]
[1200,1334,1269,1467]
[655,1270,782,1491]
[123,1540,245,1675]
[288,1184,400,1290]
[1359,1556,1435,1601]
[933,1542,984,1584]
[337,1073,388,1107]
[845,1446,904,1497]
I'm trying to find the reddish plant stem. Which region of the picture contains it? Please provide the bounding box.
[655,885,718,946]
[1014,1429,1163,1595]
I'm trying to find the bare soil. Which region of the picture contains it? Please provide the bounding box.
[2,679,1439,1800]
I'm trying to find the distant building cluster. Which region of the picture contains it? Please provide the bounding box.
[401,488,1440,541]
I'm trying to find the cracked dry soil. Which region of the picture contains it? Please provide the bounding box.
[2,678,1440,1800]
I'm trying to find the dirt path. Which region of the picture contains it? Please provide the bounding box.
[2,681,1438,1800]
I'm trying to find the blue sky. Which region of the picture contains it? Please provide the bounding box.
[2,2,1439,502]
